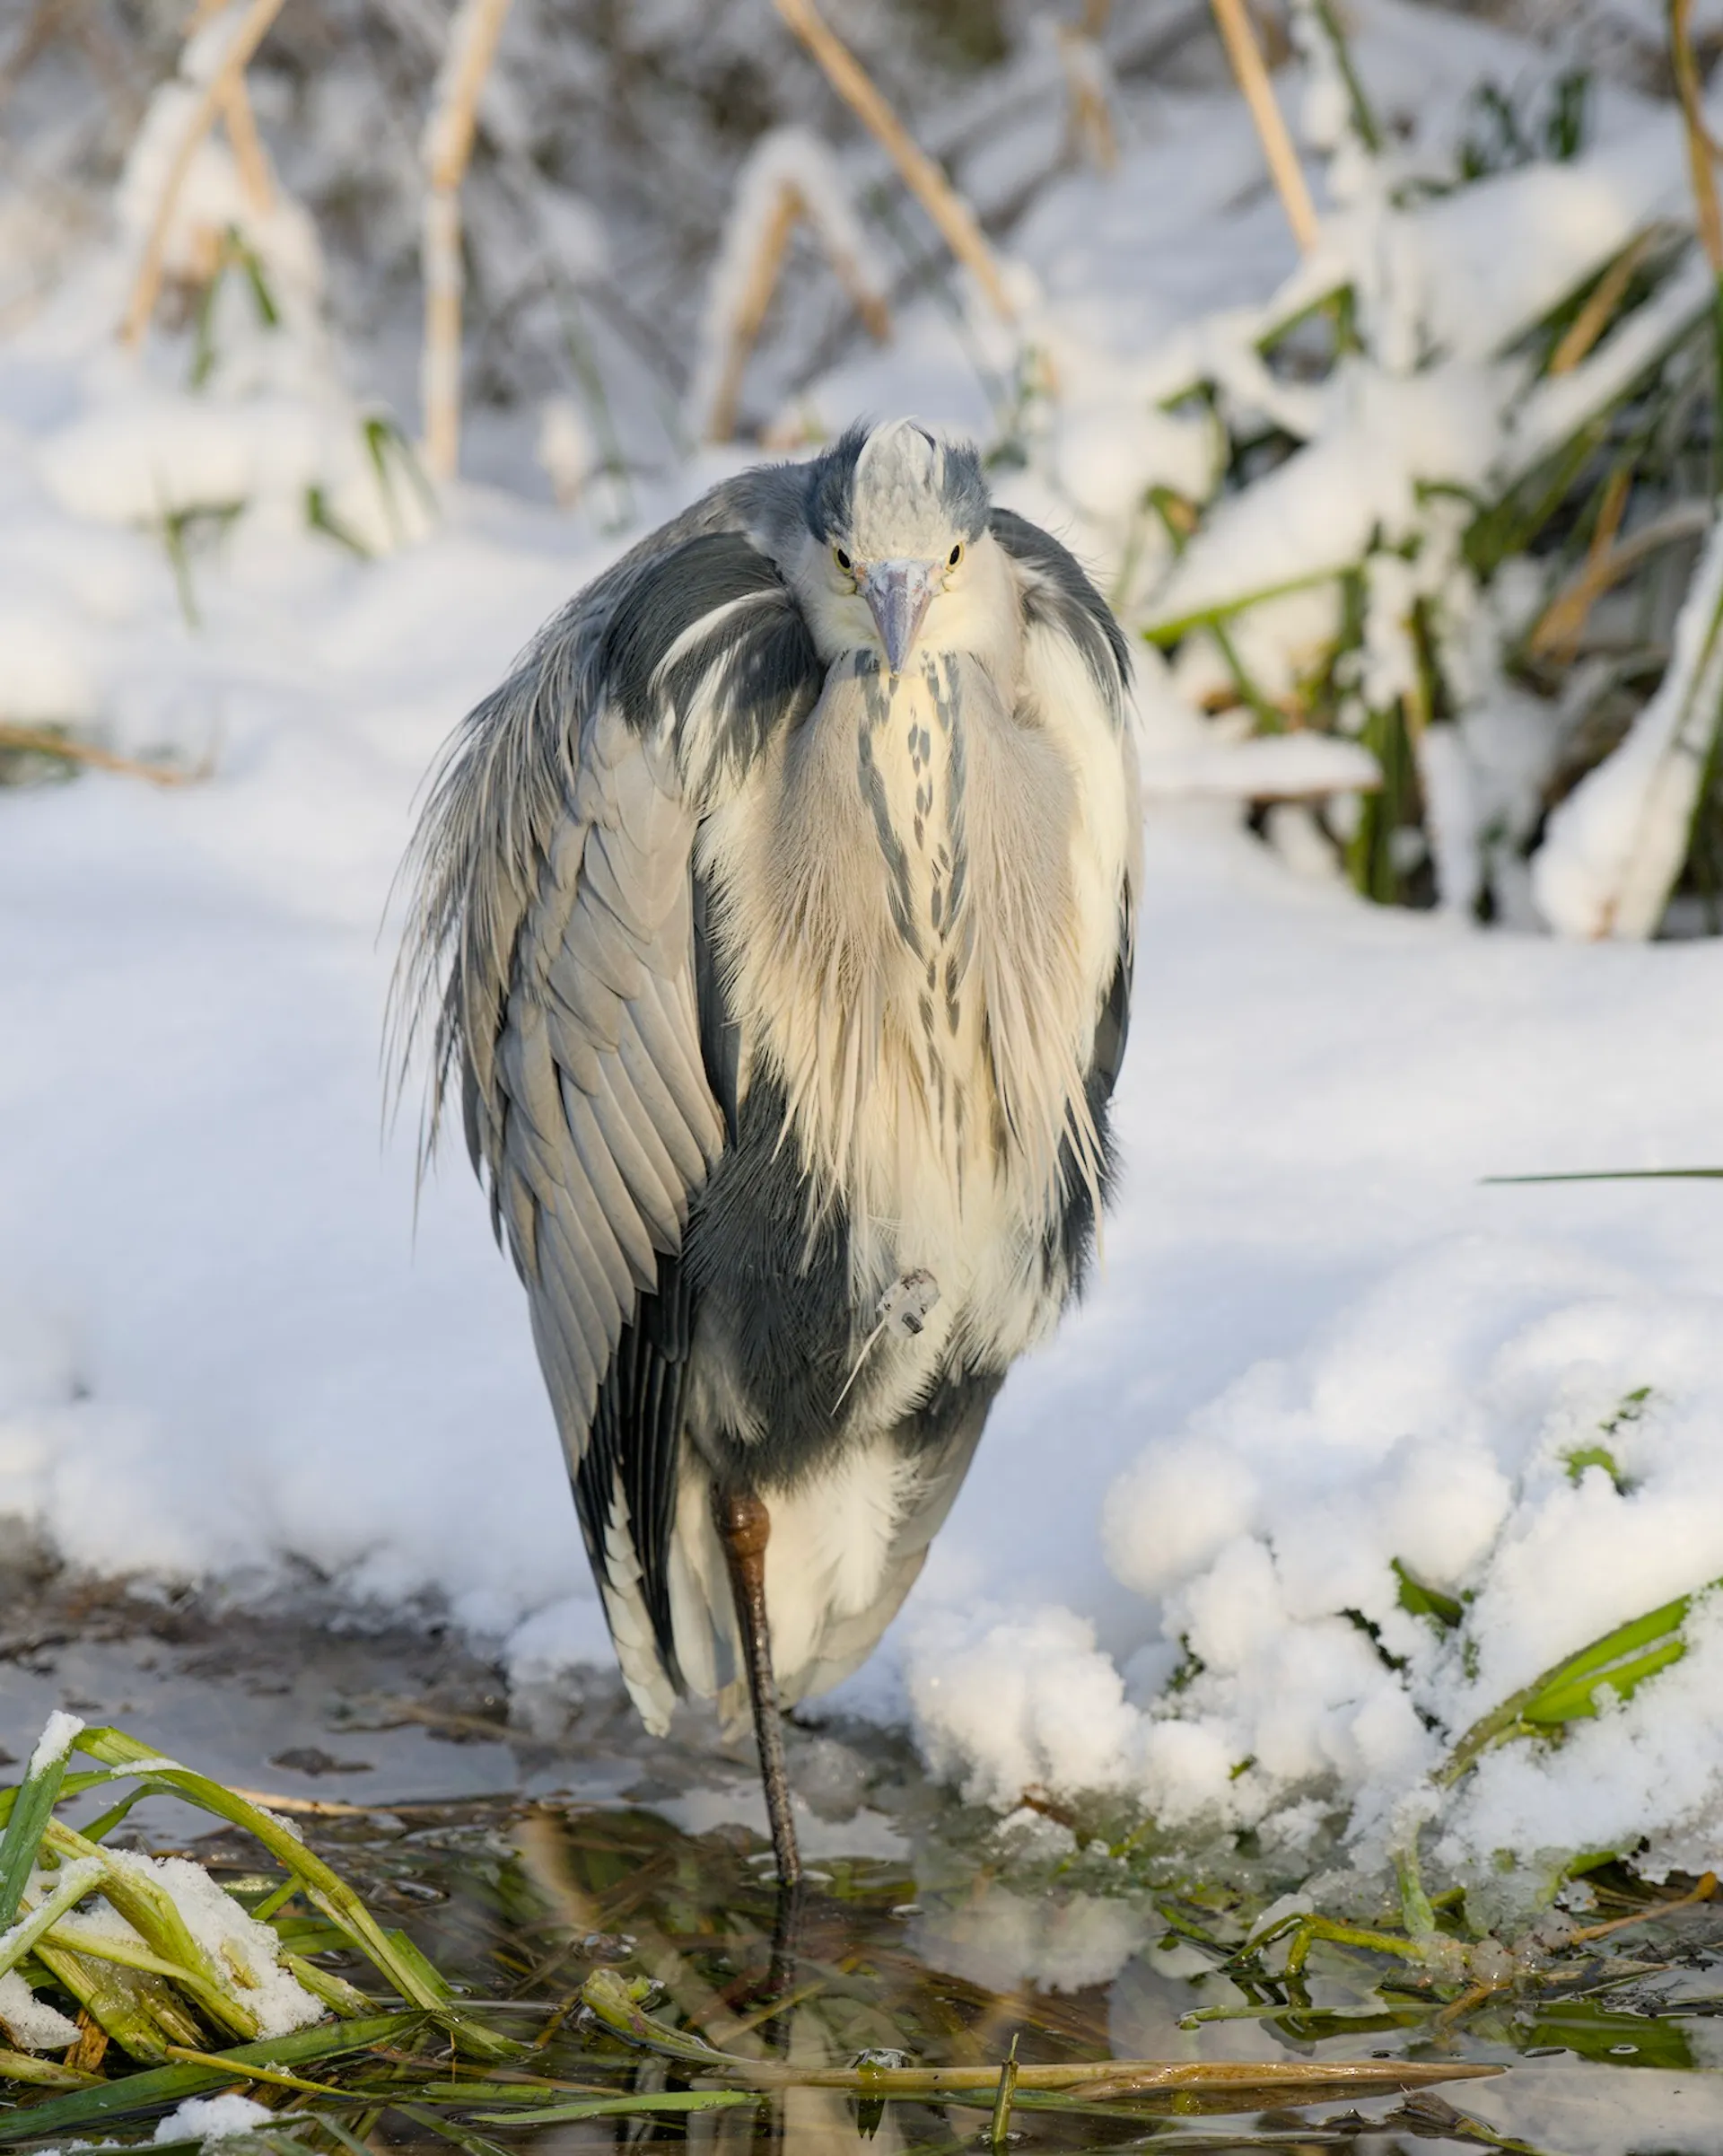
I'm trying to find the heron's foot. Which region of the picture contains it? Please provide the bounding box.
[713,1487,803,1889]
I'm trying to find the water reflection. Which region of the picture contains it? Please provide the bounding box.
[4,1578,1719,2155]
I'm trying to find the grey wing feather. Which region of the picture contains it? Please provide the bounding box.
[494,720,719,1444]
[989,505,1132,714]
[389,469,824,1722]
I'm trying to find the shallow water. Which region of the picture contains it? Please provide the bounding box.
[4,1562,1723,2156]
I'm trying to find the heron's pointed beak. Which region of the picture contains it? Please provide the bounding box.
[862,559,938,678]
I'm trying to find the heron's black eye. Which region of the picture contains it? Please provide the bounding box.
[833,546,853,574]
[948,541,964,568]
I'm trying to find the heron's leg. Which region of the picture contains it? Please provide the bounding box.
[713,1487,802,1889]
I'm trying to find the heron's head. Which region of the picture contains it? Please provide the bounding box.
[797,420,1002,679]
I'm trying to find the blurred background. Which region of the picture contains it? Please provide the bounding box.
[8,0,1723,922]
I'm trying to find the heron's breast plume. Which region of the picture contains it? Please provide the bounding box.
[699,646,1098,1281]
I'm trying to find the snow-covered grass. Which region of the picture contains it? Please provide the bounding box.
[5,0,1723,1929]
[0,1719,518,2075]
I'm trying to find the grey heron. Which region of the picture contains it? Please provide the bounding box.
[396,419,1139,1886]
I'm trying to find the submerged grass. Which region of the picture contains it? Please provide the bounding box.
[6,1710,1723,2152]
[0,1721,1524,2155]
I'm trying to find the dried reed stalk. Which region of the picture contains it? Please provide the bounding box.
[420,0,515,481]
[1208,0,1319,255]
[1548,230,1659,376]
[701,165,891,443]
[583,1967,1500,2099]
[0,726,210,786]
[1528,465,1631,662]
[817,219,891,341]
[188,0,273,213]
[219,76,273,212]
[1056,28,1118,175]
[1672,0,1723,276]
[772,0,1016,320]
[118,0,287,347]
[704,185,799,444]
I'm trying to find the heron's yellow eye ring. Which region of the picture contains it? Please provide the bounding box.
[948,541,964,568]
[833,546,853,574]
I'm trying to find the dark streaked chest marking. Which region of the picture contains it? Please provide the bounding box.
[847,653,981,1147]
[927,657,969,1037]
[854,654,917,955]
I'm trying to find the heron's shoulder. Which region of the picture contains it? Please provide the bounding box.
[596,525,824,788]
[989,505,1132,714]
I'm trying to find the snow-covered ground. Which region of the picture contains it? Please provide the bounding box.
[5,0,1723,1902]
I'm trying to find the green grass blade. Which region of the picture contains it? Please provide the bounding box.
[1394,1560,1463,1630]
[467,2091,757,2124]
[0,1771,120,1833]
[28,1938,184,2060]
[0,1857,105,1980]
[46,1819,259,2035]
[0,2046,101,2089]
[0,1722,81,1928]
[1439,1591,1701,1783]
[282,1952,376,2018]
[1521,1637,1689,1724]
[389,2102,513,2156]
[578,1968,734,2066]
[0,2012,421,2143]
[1535,1595,1693,1686]
[42,1818,259,2040]
[1140,567,1340,645]
[69,1729,505,2052]
[78,1789,150,1845]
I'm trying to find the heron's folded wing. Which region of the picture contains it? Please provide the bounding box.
[453,529,822,1723]
[479,717,713,1706]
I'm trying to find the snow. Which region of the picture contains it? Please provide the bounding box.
[0,1968,81,2052]
[1138,732,1379,802]
[90,1850,324,2038]
[5,0,1723,1915]
[1534,513,1723,938]
[27,1710,84,1782]
[152,2096,273,2144]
